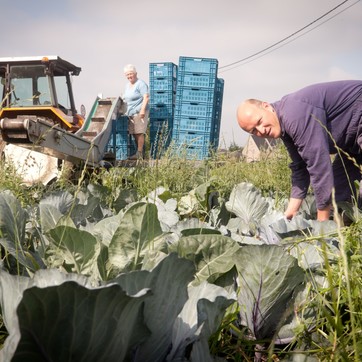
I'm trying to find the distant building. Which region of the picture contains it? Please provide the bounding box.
[242,135,278,162]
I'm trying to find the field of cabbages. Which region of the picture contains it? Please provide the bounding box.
[0,147,361,362]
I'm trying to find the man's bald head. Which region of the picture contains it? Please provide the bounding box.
[236,99,281,139]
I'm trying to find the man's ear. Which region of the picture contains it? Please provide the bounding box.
[262,102,274,112]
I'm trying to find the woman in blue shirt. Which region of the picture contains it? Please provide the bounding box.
[123,64,149,159]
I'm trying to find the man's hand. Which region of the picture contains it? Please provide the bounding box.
[285,198,331,221]
[284,198,303,219]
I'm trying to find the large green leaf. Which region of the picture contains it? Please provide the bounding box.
[91,212,123,247]
[270,214,312,239]
[143,187,179,231]
[169,234,240,285]
[168,281,236,361]
[10,282,150,362]
[275,277,319,344]
[225,182,269,236]
[0,190,27,243]
[38,190,74,233]
[0,269,93,336]
[0,238,45,273]
[39,190,74,214]
[178,181,218,218]
[70,189,112,226]
[233,245,305,340]
[140,249,168,270]
[287,239,340,272]
[47,226,100,278]
[38,203,65,233]
[112,253,195,362]
[96,243,111,281]
[170,217,216,238]
[0,191,35,274]
[108,202,163,272]
[259,211,285,244]
[113,188,138,213]
[194,180,216,212]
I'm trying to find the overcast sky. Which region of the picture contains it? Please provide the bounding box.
[2,0,361,147]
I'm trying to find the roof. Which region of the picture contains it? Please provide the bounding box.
[0,55,59,62]
[242,135,280,162]
[0,55,81,76]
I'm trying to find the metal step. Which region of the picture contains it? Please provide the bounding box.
[98,99,112,105]
[82,131,98,138]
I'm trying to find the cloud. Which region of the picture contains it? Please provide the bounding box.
[1,0,362,147]
[327,66,359,80]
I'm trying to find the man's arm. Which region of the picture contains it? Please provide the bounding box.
[281,100,334,215]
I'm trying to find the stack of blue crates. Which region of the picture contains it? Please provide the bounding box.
[148,57,224,160]
[149,62,178,158]
[172,56,219,160]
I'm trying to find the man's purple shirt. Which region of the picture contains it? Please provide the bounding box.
[271,80,362,209]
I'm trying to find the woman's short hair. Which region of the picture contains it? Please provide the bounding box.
[124,64,137,74]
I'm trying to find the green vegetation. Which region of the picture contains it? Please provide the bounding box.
[0,144,361,361]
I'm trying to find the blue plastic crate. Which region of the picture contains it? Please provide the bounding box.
[150,129,172,143]
[150,90,176,106]
[175,86,215,104]
[107,120,127,146]
[149,62,177,78]
[211,121,221,145]
[173,145,211,160]
[150,104,174,119]
[216,78,224,94]
[173,130,212,148]
[214,105,222,119]
[150,118,173,133]
[178,57,218,75]
[115,132,129,146]
[173,116,213,133]
[150,129,172,142]
[174,101,215,119]
[213,135,220,149]
[213,115,221,131]
[176,72,216,89]
[149,75,177,92]
[115,115,129,133]
[212,78,224,146]
[114,144,129,160]
[150,129,173,159]
[214,78,224,107]
[186,147,210,160]
[106,135,129,161]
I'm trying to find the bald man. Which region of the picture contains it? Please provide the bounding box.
[237,80,362,221]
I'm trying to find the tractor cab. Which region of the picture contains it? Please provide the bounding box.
[0,56,84,132]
